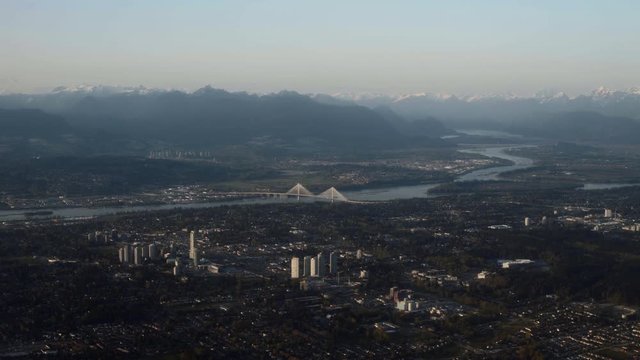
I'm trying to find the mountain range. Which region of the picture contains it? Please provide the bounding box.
[321,87,640,144]
[6,85,640,120]
[2,85,640,159]
[324,86,640,123]
[0,87,450,158]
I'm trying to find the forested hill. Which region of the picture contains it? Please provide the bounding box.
[0,88,450,152]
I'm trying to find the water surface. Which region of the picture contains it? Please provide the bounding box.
[579,183,640,190]
[0,146,534,221]
[456,147,535,182]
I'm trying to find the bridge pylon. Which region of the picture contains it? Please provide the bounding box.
[318,187,348,203]
[286,183,314,200]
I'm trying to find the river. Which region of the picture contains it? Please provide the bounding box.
[0,146,536,221]
[578,183,640,191]
[455,146,535,182]
[344,146,534,200]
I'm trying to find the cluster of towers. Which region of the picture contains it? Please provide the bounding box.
[116,230,201,273]
[88,229,120,243]
[291,251,338,279]
[389,286,420,312]
[118,243,159,265]
[148,150,215,160]
[524,216,554,227]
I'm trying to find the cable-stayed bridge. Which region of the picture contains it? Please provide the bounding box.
[225,183,363,203]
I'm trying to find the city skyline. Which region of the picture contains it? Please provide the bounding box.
[3,1,640,358]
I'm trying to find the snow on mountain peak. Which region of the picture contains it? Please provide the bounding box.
[51,84,158,96]
[591,86,615,98]
[628,87,640,95]
[43,85,640,104]
[365,92,456,103]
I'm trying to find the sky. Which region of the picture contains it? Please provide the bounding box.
[1,0,639,96]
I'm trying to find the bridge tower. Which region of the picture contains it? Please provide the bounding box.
[286,183,314,200]
[318,187,348,203]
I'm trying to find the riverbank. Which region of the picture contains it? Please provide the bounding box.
[0,146,537,222]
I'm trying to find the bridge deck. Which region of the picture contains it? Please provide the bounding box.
[223,191,371,204]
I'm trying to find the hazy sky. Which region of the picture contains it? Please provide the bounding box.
[1,0,639,95]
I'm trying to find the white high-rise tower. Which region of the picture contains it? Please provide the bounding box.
[189,230,196,259]
[291,256,301,279]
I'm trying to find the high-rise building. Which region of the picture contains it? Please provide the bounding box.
[134,246,143,265]
[291,256,301,279]
[524,217,531,227]
[310,257,318,277]
[390,286,399,299]
[123,245,131,263]
[173,258,181,276]
[356,249,363,259]
[329,252,338,274]
[604,209,613,218]
[193,251,199,268]
[118,247,124,263]
[317,252,326,277]
[148,243,158,260]
[303,255,312,277]
[189,230,196,259]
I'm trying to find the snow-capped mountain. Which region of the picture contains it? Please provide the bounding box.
[50,84,161,96]
[1,84,640,121]
[322,87,640,120]
[330,87,640,104]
